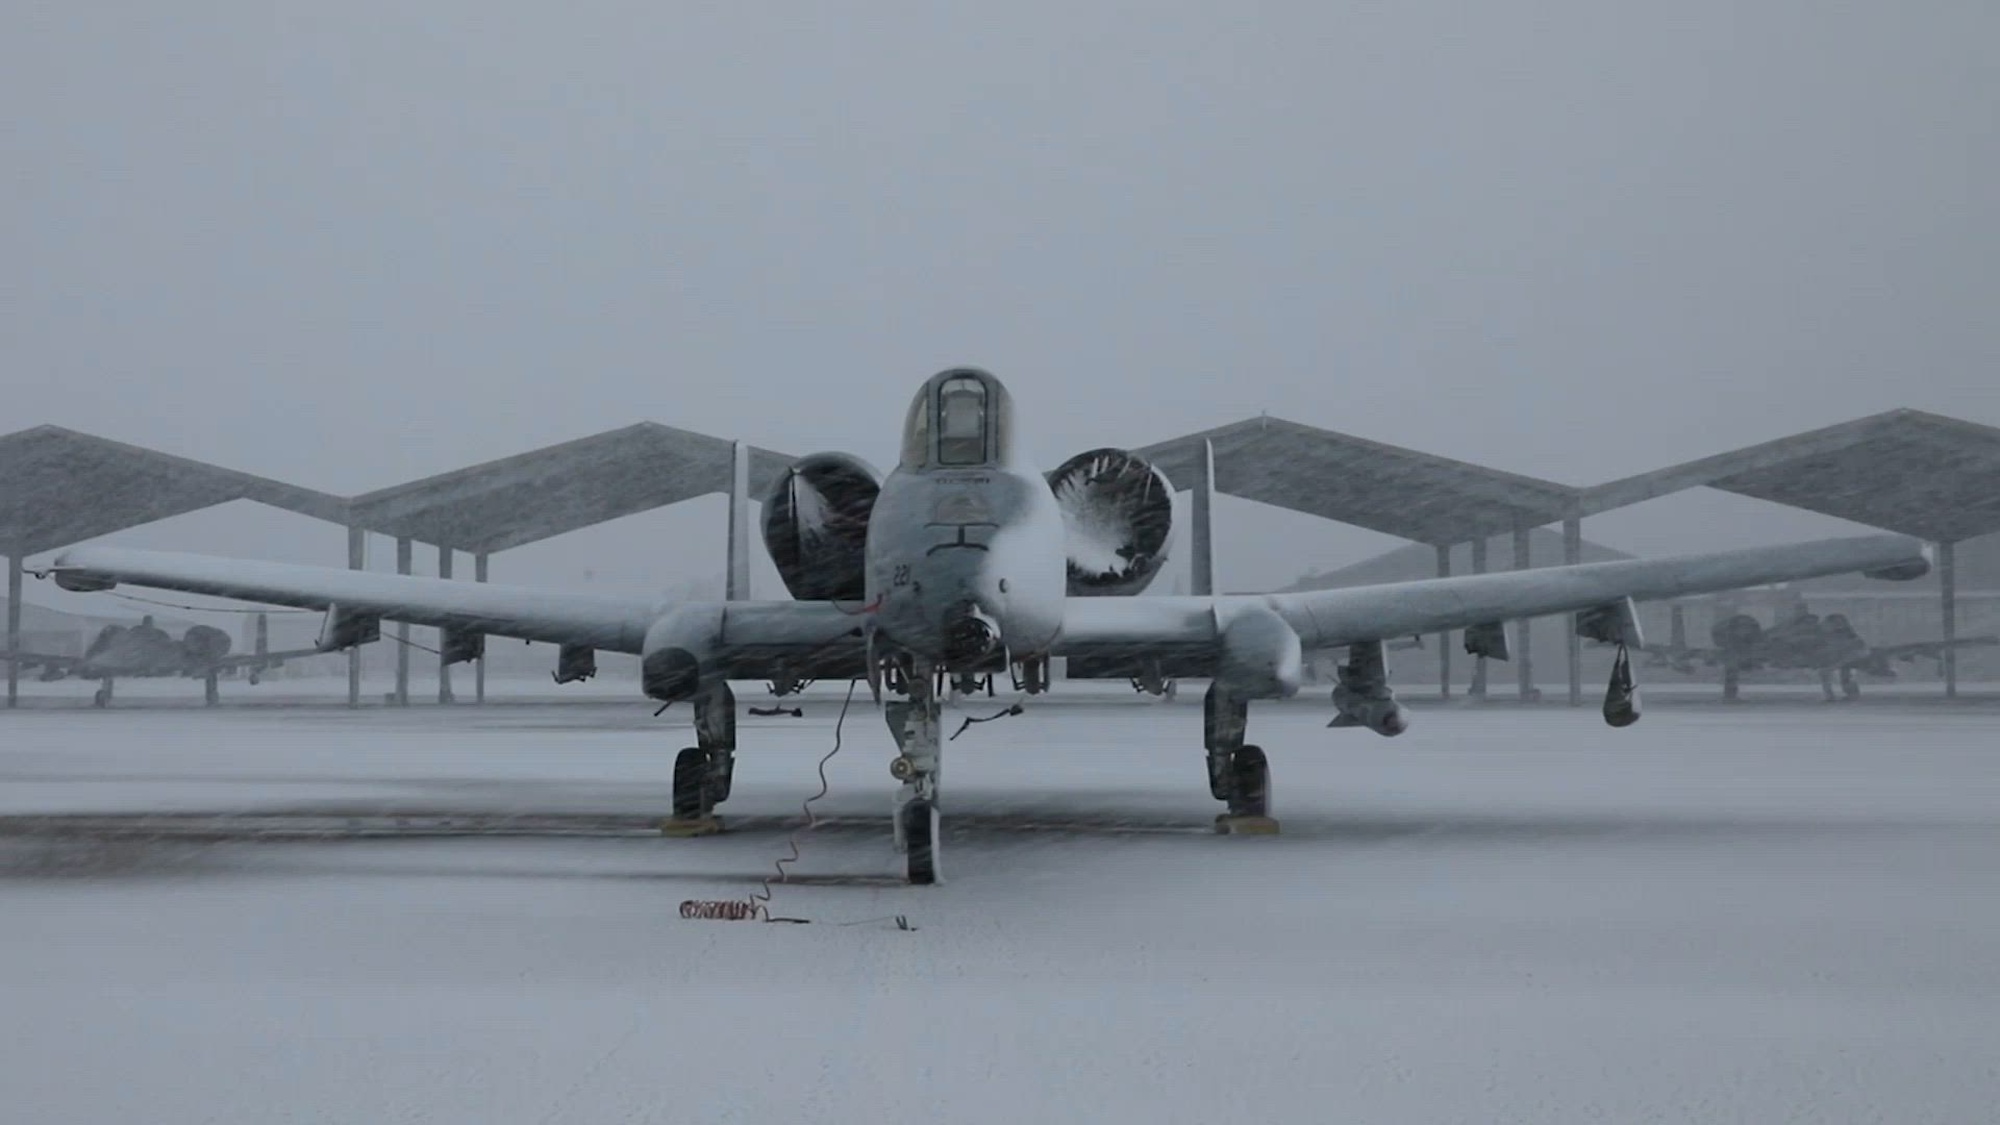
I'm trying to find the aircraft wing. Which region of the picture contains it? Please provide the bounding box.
[1057,535,1930,655]
[0,651,79,674]
[42,547,660,653]
[45,535,1929,684]
[212,646,337,670]
[1643,644,1722,670]
[1856,635,2000,665]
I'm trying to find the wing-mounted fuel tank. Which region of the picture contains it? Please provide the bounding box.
[761,452,881,601]
[1048,448,1174,596]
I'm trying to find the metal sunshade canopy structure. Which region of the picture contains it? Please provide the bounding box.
[1138,415,1579,545]
[1582,409,2000,543]
[1138,408,2000,703]
[347,422,795,555]
[1,425,351,707]
[1138,415,1585,703]
[1581,409,2000,698]
[8,405,1995,710]
[339,423,796,707]
[0,425,348,557]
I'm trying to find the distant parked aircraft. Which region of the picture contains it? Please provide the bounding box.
[1,614,320,706]
[1650,602,1998,700]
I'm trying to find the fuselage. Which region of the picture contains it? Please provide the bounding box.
[70,619,232,679]
[1723,614,1872,672]
[863,369,1067,668]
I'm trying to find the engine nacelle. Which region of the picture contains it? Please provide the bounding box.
[1049,448,1174,596]
[761,452,881,602]
[181,625,232,665]
[1712,614,1763,650]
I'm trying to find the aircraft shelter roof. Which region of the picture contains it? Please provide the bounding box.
[0,426,350,558]
[9,407,1998,564]
[347,423,796,554]
[1138,416,1582,545]
[1580,409,2000,543]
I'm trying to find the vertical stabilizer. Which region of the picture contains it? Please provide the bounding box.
[1190,439,1216,597]
[726,440,751,601]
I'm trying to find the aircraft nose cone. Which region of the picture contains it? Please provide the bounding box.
[941,602,1000,668]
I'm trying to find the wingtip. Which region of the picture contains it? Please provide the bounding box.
[1863,542,1931,582]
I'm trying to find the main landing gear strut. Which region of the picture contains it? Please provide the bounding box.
[664,682,736,837]
[1205,683,1276,835]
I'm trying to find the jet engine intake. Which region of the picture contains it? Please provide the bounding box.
[1712,614,1763,650]
[762,452,880,602]
[1049,448,1174,596]
[180,625,231,665]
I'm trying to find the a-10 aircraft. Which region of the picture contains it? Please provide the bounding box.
[1,613,315,706]
[1651,601,1997,701]
[39,368,1933,883]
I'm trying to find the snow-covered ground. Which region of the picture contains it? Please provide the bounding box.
[3,690,1996,1123]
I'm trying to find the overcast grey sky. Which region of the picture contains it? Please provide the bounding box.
[7,2,1995,599]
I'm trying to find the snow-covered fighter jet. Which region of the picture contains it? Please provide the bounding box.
[1,613,317,706]
[38,369,1933,882]
[1651,601,1997,700]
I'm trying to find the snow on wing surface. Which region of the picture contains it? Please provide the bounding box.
[45,547,660,654]
[1056,535,1930,652]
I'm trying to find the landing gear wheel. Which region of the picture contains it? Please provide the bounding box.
[663,747,723,836]
[902,799,941,885]
[1229,745,1270,818]
[1216,745,1279,835]
[671,747,706,819]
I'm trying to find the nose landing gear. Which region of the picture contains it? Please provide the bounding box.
[885,666,945,883]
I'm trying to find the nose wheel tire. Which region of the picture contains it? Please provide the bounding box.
[901,799,941,885]
[671,747,708,820]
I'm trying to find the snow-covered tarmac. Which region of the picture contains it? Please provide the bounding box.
[3,687,1996,1123]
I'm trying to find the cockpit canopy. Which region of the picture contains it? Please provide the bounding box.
[900,368,1015,470]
